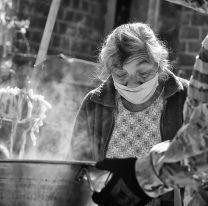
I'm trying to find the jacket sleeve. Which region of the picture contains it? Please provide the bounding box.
[65,95,93,161]
[162,33,208,163]
[183,33,208,124]
[134,34,208,203]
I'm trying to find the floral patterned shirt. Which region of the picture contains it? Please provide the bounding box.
[106,92,163,159]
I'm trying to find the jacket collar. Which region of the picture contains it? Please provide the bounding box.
[90,69,184,107]
[161,69,184,98]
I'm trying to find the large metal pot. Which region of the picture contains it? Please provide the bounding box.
[0,160,109,206]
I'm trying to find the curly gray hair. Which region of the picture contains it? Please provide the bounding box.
[98,22,171,77]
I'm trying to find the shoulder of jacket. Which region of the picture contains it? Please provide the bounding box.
[82,88,100,103]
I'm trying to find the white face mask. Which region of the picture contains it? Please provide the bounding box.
[113,73,159,104]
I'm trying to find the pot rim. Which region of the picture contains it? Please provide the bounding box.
[0,159,96,166]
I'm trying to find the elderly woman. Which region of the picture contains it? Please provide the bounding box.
[66,22,188,206]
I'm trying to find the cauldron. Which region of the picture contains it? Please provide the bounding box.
[0,160,109,206]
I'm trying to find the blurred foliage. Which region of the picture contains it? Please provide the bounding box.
[0,0,33,88]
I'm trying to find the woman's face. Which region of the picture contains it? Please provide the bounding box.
[112,59,158,88]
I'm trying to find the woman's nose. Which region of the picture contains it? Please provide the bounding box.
[126,76,142,88]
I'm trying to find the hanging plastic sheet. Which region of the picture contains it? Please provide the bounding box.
[165,0,208,14]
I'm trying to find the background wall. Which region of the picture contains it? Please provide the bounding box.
[15,0,208,79]
[17,0,107,61]
[177,7,208,78]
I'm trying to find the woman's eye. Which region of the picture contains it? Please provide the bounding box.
[114,72,127,78]
[116,74,127,78]
[136,71,149,78]
[141,73,149,77]
[139,60,148,65]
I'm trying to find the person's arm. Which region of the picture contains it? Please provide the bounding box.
[183,33,208,123]
[91,141,178,206]
[91,140,204,206]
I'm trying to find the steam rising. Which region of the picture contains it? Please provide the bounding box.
[22,55,101,160]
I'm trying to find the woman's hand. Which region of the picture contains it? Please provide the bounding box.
[92,158,152,206]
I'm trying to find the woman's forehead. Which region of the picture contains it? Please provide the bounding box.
[123,58,155,70]
[124,53,150,66]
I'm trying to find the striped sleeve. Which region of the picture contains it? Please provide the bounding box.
[183,34,208,123]
[188,34,208,103]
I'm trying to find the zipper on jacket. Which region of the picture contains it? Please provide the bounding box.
[160,98,167,142]
[102,114,114,159]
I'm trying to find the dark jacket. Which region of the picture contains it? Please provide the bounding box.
[66,70,189,205]
[66,70,188,161]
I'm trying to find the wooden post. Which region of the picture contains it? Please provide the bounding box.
[104,0,117,36]
[147,0,161,32]
[29,0,61,91]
